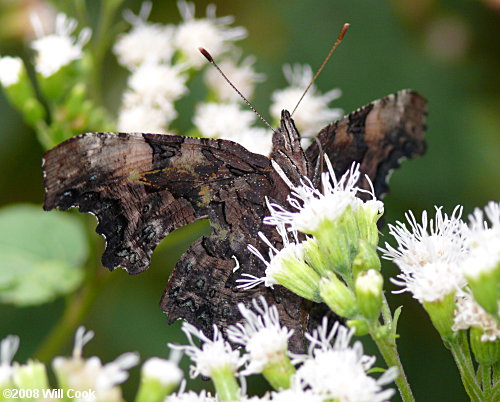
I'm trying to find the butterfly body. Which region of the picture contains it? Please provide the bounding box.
[43,89,427,349]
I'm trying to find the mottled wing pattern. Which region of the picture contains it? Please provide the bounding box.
[306,89,427,198]
[43,130,306,347]
[43,90,427,350]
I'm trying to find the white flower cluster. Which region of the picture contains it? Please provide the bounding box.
[266,160,382,235]
[382,201,500,342]
[227,296,295,375]
[52,327,139,401]
[270,64,342,136]
[292,319,397,402]
[169,322,245,379]
[239,158,383,302]
[111,1,342,156]
[168,297,395,401]
[0,335,19,386]
[0,328,143,402]
[0,299,396,401]
[30,13,91,77]
[113,0,273,144]
[193,102,272,155]
[0,56,23,87]
[114,2,187,133]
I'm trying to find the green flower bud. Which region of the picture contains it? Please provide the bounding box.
[352,239,381,278]
[320,272,357,318]
[347,319,370,336]
[266,241,322,302]
[469,327,500,366]
[303,237,330,278]
[37,61,81,102]
[466,261,500,318]
[374,324,391,340]
[423,291,457,341]
[314,205,359,280]
[12,360,49,390]
[355,269,383,321]
[355,199,384,247]
[261,354,295,391]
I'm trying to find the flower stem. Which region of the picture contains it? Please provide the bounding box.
[480,364,492,397]
[448,331,483,401]
[88,0,125,105]
[211,367,241,401]
[34,216,107,361]
[370,328,415,402]
[262,355,296,390]
[365,294,414,401]
[34,274,102,361]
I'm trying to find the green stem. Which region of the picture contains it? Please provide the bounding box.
[448,332,483,401]
[494,361,500,386]
[88,0,125,105]
[492,362,500,401]
[211,367,241,401]
[366,295,414,401]
[380,293,392,325]
[371,328,415,402]
[262,355,296,390]
[480,364,492,398]
[34,216,107,361]
[73,0,89,28]
[34,278,99,361]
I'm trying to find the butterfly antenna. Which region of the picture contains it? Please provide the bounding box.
[291,23,349,117]
[199,47,277,134]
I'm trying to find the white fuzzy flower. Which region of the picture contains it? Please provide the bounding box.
[142,356,183,386]
[227,297,294,375]
[117,99,175,133]
[293,319,397,402]
[270,388,322,402]
[0,56,23,87]
[381,206,467,271]
[169,322,244,379]
[175,1,247,68]
[228,127,273,156]
[30,13,91,77]
[265,158,381,235]
[0,335,19,385]
[166,389,217,402]
[270,64,342,135]
[462,201,500,279]
[239,225,306,289]
[453,293,500,342]
[269,378,322,402]
[204,54,265,101]
[193,102,273,155]
[194,102,255,138]
[391,260,464,303]
[239,224,321,301]
[114,2,176,68]
[128,62,188,103]
[52,326,139,401]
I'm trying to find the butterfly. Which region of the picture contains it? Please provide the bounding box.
[43,89,426,350]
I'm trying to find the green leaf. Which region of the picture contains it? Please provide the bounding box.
[0,204,88,305]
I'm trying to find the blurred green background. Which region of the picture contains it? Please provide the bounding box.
[0,0,498,400]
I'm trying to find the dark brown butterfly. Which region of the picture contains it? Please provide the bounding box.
[43,89,426,350]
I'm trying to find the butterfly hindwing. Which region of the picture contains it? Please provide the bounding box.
[305,89,427,197]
